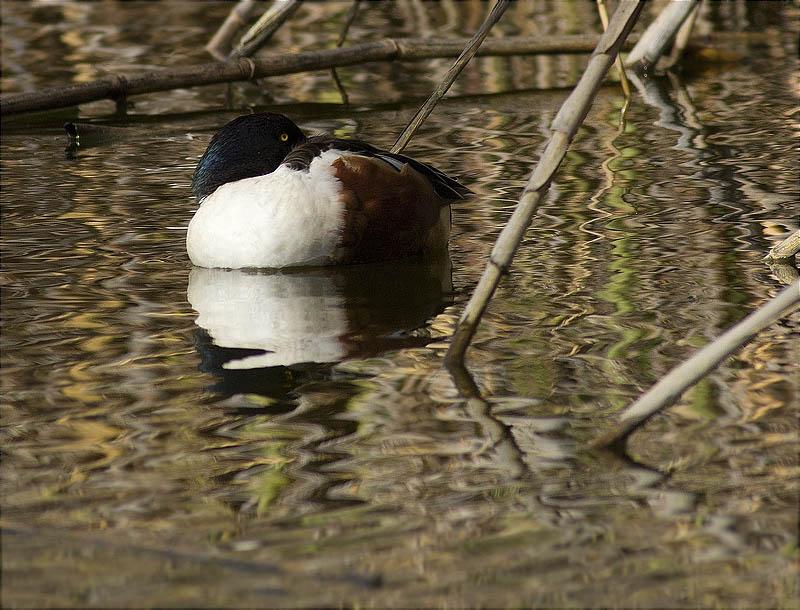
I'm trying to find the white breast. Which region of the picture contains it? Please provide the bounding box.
[187,150,345,268]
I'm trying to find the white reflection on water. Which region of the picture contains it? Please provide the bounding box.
[189,267,349,368]
[188,258,453,370]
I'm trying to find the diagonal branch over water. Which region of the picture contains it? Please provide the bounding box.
[391,0,512,154]
[590,279,800,449]
[445,0,645,367]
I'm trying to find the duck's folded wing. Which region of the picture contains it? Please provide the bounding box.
[329,154,451,263]
[285,136,472,200]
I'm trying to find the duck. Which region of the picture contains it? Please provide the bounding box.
[187,113,470,269]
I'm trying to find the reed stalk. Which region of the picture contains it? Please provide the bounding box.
[391,0,512,154]
[230,0,302,59]
[0,34,637,117]
[444,0,644,367]
[596,0,632,122]
[205,0,259,61]
[590,279,800,449]
[625,0,700,70]
[766,229,800,260]
[662,1,700,69]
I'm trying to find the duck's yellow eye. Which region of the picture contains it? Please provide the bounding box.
[280,132,289,142]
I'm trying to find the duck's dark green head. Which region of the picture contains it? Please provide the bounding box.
[191,113,306,200]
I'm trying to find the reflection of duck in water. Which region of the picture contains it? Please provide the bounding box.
[187,113,470,269]
[189,259,453,395]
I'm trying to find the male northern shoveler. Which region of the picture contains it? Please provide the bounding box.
[187,113,470,268]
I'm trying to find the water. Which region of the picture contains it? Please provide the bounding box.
[2,2,798,607]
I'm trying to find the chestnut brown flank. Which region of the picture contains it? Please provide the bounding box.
[332,156,450,263]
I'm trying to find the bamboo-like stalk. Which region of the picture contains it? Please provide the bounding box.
[391,0,512,154]
[625,0,700,70]
[230,0,303,59]
[590,279,800,449]
[662,0,700,69]
[205,0,259,61]
[0,34,638,117]
[444,0,644,367]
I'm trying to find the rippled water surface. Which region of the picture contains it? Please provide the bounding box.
[2,2,798,607]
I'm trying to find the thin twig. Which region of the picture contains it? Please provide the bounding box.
[391,0,512,154]
[596,0,632,123]
[590,279,800,449]
[205,0,259,61]
[625,0,700,71]
[337,0,362,48]
[329,67,350,107]
[330,0,363,106]
[1,34,639,117]
[444,0,644,367]
[230,0,302,59]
